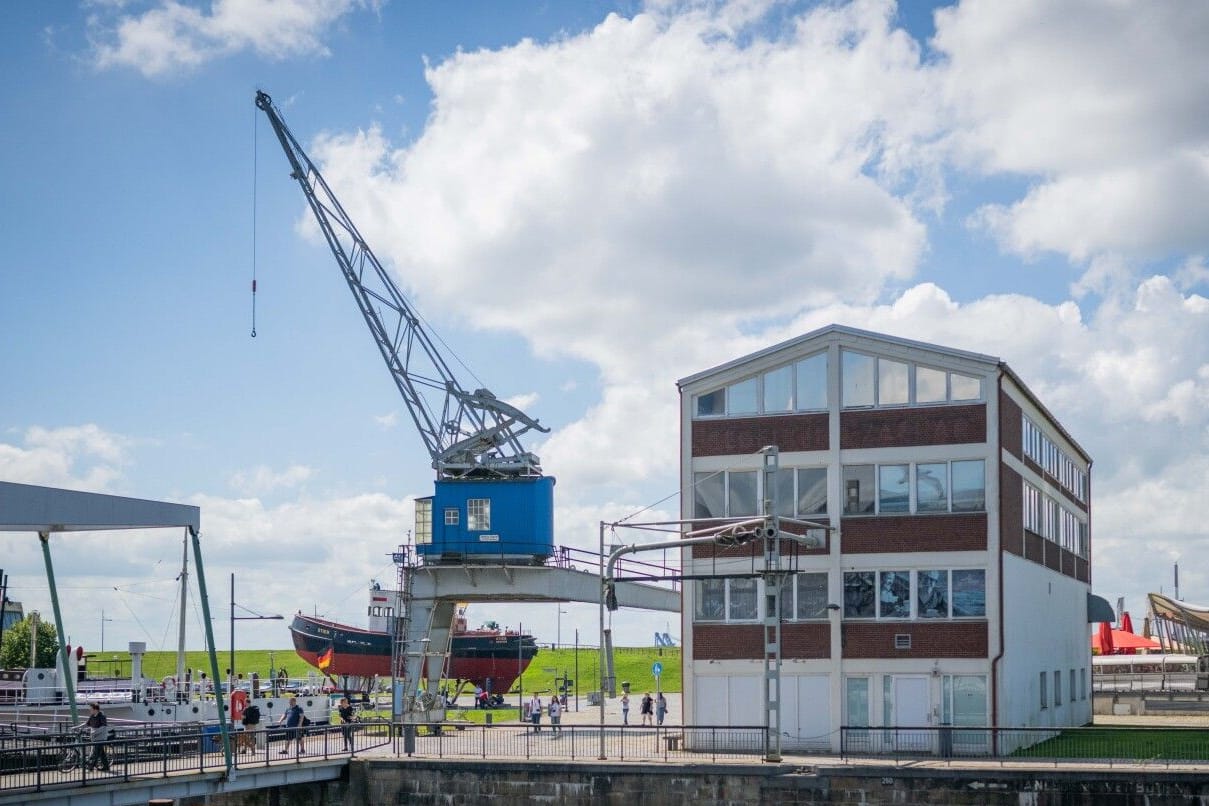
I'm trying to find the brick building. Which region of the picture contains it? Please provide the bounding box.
[677,325,1094,752]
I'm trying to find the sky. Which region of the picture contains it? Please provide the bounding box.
[1,0,1206,661]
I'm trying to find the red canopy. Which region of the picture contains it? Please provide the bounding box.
[1119,611,1137,654]
[1092,628,1160,654]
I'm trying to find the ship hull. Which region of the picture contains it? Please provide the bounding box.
[290,614,537,694]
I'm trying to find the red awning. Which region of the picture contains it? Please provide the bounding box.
[1092,628,1160,653]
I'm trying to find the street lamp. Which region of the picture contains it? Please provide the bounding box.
[100,610,113,653]
[556,607,568,649]
[230,573,283,691]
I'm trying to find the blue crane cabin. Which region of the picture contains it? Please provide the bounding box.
[414,476,555,563]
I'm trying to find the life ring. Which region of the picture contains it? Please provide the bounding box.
[230,689,248,722]
[162,676,177,701]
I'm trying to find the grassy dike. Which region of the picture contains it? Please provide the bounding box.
[89,645,682,696]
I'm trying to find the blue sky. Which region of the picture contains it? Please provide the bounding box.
[1,0,1207,657]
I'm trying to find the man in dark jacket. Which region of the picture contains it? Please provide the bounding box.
[85,703,110,770]
[278,697,305,754]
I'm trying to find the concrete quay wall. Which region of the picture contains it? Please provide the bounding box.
[196,758,1209,806]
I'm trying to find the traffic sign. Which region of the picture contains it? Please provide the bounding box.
[652,661,663,677]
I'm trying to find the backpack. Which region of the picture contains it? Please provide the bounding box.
[243,704,260,724]
[301,715,312,726]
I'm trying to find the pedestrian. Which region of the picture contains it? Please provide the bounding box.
[240,699,262,753]
[656,692,667,726]
[337,697,356,752]
[84,702,110,770]
[620,692,630,726]
[474,685,483,708]
[529,693,542,732]
[278,696,305,754]
[548,696,562,734]
[640,692,653,726]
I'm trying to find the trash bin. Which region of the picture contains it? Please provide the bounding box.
[621,681,631,694]
[485,712,492,726]
[202,725,223,753]
[403,724,416,756]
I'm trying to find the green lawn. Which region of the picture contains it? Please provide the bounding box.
[87,645,681,697]
[1012,728,1209,760]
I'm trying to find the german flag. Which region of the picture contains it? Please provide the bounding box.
[317,646,334,671]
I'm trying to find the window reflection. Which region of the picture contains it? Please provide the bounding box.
[916,463,948,512]
[951,570,986,617]
[878,571,911,618]
[842,351,875,407]
[877,465,910,513]
[918,570,949,618]
[878,359,909,405]
[844,571,876,618]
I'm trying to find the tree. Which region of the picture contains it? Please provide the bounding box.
[0,613,60,669]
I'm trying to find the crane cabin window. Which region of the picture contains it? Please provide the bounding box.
[414,498,432,544]
[467,499,491,531]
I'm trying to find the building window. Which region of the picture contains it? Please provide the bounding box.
[845,460,985,516]
[763,365,793,413]
[950,373,982,401]
[797,468,828,515]
[878,571,911,618]
[1080,668,1087,701]
[842,351,876,407]
[729,578,758,620]
[844,465,876,514]
[1053,671,1062,706]
[916,366,947,403]
[845,677,870,728]
[693,578,760,623]
[728,470,758,517]
[878,358,909,405]
[694,579,726,621]
[781,572,829,620]
[878,465,910,513]
[843,571,876,618]
[951,570,986,617]
[796,353,828,411]
[693,472,726,518]
[444,508,459,526]
[1040,671,1048,709]
[696,388,724,417]
[1069,669,1076,704]
[727,377,758,415]
[918,570,949,617]
[414,498,432,545]
[467,498,491,531]
[697,468,823,518]
[942,675,989,740]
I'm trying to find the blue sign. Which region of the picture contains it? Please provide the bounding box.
[652,661,663,677]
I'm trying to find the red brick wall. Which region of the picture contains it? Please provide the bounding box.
[692,413,828,457]
[999,389,1022,460]
[840,404,986,449]
[840,514,987,554]
[842,621,988,659]
[1000,466,1024,557]
[692,624,764,660]
[692,622,830,660]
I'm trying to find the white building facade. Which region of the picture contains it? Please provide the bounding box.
[677,325,1093,754]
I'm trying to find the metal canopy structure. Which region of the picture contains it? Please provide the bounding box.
[0,482,233,776]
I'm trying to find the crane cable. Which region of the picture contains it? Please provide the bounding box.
[251,103,258,338]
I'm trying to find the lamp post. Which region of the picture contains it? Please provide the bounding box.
[556,607,567,649]
[100,610,113,653]
[230,573,283,692]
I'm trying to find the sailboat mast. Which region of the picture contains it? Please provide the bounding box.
[176,529,189,686]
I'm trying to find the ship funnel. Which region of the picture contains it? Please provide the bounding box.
[129,642,147,699]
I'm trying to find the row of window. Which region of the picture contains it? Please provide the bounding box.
[844,461,985,515]
[692,350,985,419]
[1041,668,1087,709]
[842,351,983,409]
[693,568,987,622]
[695,353,827,417]
[414,498,492,545]
[1023,480,1089,557]
[843,569,986,619]
[692,460,987,519]
[1022,415,1087,502]
[846,674,988,729]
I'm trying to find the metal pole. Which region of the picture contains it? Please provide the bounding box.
[230,573,235,689]
[598,521,606,760]
[0,569,8,651]
[517,621,524,721]
[38,533,79,724]
[100,610,112,654]
[189,526,234,776]
[574,628,579,712]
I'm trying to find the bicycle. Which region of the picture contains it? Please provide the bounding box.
[56,728,90,772]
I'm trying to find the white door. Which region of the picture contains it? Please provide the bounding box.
[892,676,930,751]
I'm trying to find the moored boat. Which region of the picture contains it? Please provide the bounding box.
[291,587,537,694]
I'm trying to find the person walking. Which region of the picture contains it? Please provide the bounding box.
[84,703,110,770]
[278,696,305,754]
[337,697,357,752]
[620,692,630,726]
[548,696,562,735]
[655,692,667,726]
[528,693,542,732]
[239,700,262,753]
[640,692,654,726]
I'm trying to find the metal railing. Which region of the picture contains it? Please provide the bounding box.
[394,723,768,762]
[840,725,1209,767]
[0,720,392,794]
